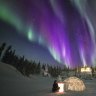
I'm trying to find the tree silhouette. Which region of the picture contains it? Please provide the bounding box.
[0,42,63,77]
[1,45,12,63]
[36,62,41,74]
[0,42,6,58]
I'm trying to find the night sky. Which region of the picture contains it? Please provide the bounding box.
[0,0,96,68]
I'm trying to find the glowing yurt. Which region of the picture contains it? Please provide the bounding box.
[64,77,86,91]
[80,67,92,79]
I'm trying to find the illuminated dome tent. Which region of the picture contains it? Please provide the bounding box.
[64,77,86,91]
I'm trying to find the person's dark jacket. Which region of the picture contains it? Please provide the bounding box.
[52,80,60,92]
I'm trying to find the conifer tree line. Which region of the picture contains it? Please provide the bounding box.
[0,42,64,77]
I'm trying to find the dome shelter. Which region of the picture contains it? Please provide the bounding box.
[64,77,86,91]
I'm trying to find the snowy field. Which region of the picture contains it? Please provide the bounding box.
[0,62,96,96]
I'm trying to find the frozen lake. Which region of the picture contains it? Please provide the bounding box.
[0,62,96,96]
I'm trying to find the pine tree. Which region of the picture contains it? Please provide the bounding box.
[36,62,41,74]
[1,45,12,63]
[0,42,6,58]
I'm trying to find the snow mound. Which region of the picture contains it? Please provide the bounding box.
[0,62,54,96]
[0,62,23,78]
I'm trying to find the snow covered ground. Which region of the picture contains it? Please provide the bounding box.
[0,62,96,96]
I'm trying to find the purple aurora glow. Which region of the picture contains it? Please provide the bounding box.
[0,0,95,68]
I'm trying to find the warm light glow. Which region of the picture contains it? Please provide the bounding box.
[81,67,92,72]
[58,82,64,93]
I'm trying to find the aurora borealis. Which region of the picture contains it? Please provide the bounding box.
[0,0,96,68]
